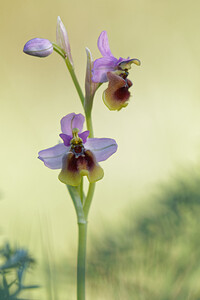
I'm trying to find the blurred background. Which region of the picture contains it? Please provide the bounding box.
[0,0,200,298]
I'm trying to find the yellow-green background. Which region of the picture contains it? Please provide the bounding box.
[0,0,200,298]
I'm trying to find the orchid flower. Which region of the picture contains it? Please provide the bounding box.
[92,31,140,83]
[38,113,118,186]
[92,31,140,111]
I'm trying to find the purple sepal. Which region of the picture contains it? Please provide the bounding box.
[92,56,118,83]
[23,38,53,57]
[97,31,113,57]
[38,143,68,169]
[60,113,85,135]
[84,138,118,162]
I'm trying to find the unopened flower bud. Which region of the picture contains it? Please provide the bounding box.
[85,47,99,112]
[56,16,73,65]
[23,38,53,57]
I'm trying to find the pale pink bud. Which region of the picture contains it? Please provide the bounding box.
[56,16,73,65]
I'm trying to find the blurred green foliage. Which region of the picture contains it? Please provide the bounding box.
[85,175,200,299]
[0,243,39,299]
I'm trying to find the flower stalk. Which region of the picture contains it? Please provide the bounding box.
[52,43,85,108]
[77,223,87,300]
[52,43,65,58]
[64,56,85,109]
[84,183,96,220]
[67,182,94,300]
[85,110,94,138]
[67,185,87,300]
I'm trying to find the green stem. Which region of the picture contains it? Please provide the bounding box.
[79,178,85,205]
[85,110,94,138]
[77,223,87,300]
[83,183,96,220]
[67,185,86,224]
[52,43,65,59]
[67,185,87,300]
[65,57,85,109]
[84,108,96,222]
[53,43,85,109]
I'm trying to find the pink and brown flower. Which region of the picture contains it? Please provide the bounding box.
[38,113,118,186]
[92,31,140,110]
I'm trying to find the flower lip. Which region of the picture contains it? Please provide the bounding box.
[103,72,132,111]
[59,149,104,186]
[23,38,53,57]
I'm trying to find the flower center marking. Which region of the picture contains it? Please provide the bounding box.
[70,128,85,157]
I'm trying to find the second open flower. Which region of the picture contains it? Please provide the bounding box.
[92,31,140,111]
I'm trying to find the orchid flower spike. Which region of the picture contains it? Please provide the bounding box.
[38,113,118,186]
[23,38,53,57]
[92,31,140,111]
